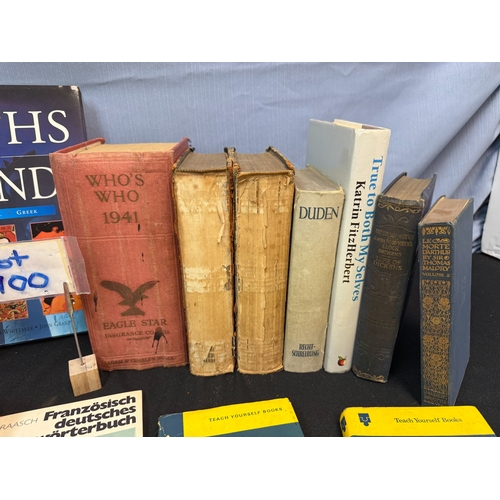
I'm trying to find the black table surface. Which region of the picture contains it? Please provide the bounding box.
[1,252,499,437]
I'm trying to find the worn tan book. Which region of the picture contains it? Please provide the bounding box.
[283,166,345,372]
[229,147,295,374]
[172,150,235,376]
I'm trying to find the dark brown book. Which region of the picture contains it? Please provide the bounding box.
[418,195,473,406]
[229,147,295,374]
[352,172,436,382]
[49,138,190,371]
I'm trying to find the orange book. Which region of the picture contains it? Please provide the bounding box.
[50,138,190,370]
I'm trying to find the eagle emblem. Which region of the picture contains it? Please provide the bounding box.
[100,280,159,316]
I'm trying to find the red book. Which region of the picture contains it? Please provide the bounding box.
[49,138,189,370]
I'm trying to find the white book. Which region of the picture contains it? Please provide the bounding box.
[305,119,391,373]
[283,166,345,372]
[481,151,500,259]
[0,390,142,437]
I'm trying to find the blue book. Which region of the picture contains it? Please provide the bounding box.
[158,398,304,437]
[0,85,88,345]
[418,196,473,405]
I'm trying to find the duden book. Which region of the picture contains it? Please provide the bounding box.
[352,172,436,383]
[49,139,190,371]
[158,398,304,437]
[0,390,143,437]
[283,166,345,372]
[230,147,295,374]
[305,119,391,373]
[418,196,473,406]
[172,150,235,376]
[0,85,88,345]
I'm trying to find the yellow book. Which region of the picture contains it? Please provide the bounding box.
[340,406,495,436]
[158,398,303,437]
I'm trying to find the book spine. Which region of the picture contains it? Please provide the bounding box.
[50,141,189,371]
[419,200,472,406]
[283,187,344,372]
[173,169,235,376]
[323,136,389,373]
[419,222,454,405]
[352,197,423,382]
[234,171,294,374]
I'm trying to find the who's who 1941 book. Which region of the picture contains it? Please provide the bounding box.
[418,196,473,406]
[305,119,391,373]
[352,172,436,383]
[49,139,190,371]
[283,166,344,372]
[158,398,303,437]
[229,147,295,374]
[0,85,88,345]
[172,150,235,376]
[0,390,142,437]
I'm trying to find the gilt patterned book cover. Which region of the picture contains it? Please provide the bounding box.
[418,196,473,406]
[0,85,87,345]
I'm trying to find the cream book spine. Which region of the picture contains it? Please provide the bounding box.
[173,151,235,376]
[231,147,295,374]
[283,166,345,372]
[305,119,391,373]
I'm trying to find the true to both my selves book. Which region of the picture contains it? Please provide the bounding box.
[305,119,391,373]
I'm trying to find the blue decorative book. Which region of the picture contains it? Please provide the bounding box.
[418,196,473,406]
[0,85,88,345]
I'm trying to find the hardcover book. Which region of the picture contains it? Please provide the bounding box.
[339,406,495,437]
[352,172,436,382]
[305,119,391,373]
[230,147,295,374]
[172,150,235,376]
[0,390,143,437]
[418,196,473,406]
[283,166,345,372]
[0,85,88,345]
[158,398,304,437]
[49,139,190,371]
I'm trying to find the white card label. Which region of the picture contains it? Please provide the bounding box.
[0,239,78,302]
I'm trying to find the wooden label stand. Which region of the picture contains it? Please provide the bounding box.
[64,282,101,397]
[68,354,102,396]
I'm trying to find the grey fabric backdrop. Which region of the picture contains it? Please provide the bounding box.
[2,62,499,249]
